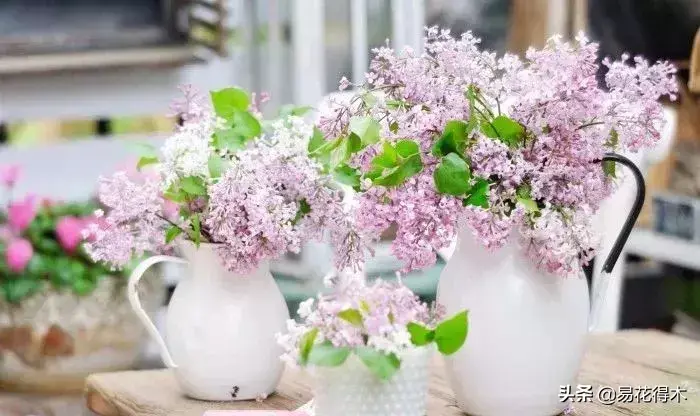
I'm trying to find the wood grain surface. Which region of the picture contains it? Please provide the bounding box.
[85,330,700,415]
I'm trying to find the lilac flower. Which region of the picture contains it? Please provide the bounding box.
[319,28,677,277]
[277,279,437,365]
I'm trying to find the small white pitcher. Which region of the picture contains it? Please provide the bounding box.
[311,346,434,416]
[128,241,290,401]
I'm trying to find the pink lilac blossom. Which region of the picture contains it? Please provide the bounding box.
[320,29,677,276]
[83,172,170,269]
[206,116,367,273]
[87,90,365,274]
[277,280,439,366]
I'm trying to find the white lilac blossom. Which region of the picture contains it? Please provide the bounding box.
[316,29,677,277]
[86,87,366,274]
[277,279,442,367]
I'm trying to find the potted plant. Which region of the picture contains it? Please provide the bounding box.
[0,165,163,392]
[85,86,366,401]
[313,29,677,415]
[278,279,467,416]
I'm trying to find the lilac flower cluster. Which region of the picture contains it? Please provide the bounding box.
[277,279,440,366]
[319,29,677,276]
[86,89,364,274]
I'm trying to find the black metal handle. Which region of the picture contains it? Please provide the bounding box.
[597,153,646,273]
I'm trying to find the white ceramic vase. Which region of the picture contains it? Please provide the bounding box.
[128,241,290,401]
[437,229,589,416]
[311,346,433,416]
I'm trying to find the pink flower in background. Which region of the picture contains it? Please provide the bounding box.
[0,165,20,188]
[56,216,84,252]
[7,195,37,233]
[6,238,33,272]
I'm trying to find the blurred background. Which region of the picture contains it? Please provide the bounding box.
[0,0,699,414]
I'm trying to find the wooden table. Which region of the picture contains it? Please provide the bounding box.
[85,330,700,416]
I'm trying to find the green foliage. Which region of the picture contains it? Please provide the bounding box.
[349,116,381,146]
[210,87,261,152]
[299,328,318,365]
[355,346,401,381]
[180,176,207,196]
[165,225,183,244]
[308,341,352,367]
[603,160,616,178]
[434,153,471,196]
[210,87,250,119]
[279,105,313,118]
[434,311,469,355]
[463,178,490,208]
[208,155,225,179]
[1,201,121,304]
[367,140,423,187]
[432,120,471,157]
[338,308,364,327]
[516,184,540,214]
[406,322,435,346]
[292,199,312,225]
[333,165,362,190]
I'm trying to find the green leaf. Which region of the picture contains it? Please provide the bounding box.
[434,310,469,355]
[432,120,470,157]
[605,128,619,148]
[386,99,406,109]
[280,105,313,118]
[211,87,250,119]
[213,128,247,152]
[395,139,420,158]
[180,176,207,196]
[126,141,158,158]
[292,199,312,225]
[191,214,201,246]
[338,309,364,327]
[2,279,42,304]
[489,116,524,147]
[434,153,471,196]
[299,328,318,365]
[208,155,225,179]
[373,154,422,187]
[165,225,183,244]
[333,165,361,189]
[361,92,377,107]
[71,276,97,296]
[372,142,399,169]
[308,127,326,154]
[137,156,158,170]
[463,178,490,209]
[349,116,381,146]
[308,342,351,367]
[603,160,616,178]
[163,186,187,203]
[354,346,401,381]
[407,322,435,346]
[389,121,399,134]
[515,185,539,213]
[230,109,262,140]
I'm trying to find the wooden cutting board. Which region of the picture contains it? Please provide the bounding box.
[85,330,700,415]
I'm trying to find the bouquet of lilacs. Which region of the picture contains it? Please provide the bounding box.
[313,29,677,276]
[85,86,365,274]
[278,279,467,380]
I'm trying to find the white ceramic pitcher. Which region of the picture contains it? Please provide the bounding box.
[128,241,290,401]
[437,153,645,415]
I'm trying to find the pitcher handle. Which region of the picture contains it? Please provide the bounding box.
[589,152,646,331]
[128,255,187,368]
